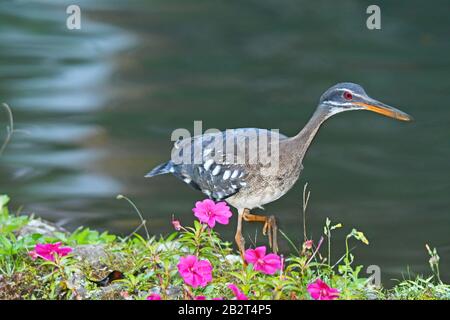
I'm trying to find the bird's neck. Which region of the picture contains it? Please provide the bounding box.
[289,106,331,161]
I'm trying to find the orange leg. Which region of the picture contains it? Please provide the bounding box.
[234,209,246,264]
[242,208,278,253]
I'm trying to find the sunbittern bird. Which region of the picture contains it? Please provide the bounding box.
[145,82,413,260]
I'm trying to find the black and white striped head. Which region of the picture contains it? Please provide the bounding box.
[318,82,413,121]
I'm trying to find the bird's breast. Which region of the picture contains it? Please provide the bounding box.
[226,162,303,209]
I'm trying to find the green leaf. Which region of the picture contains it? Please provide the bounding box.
[352,229,369,245]
[0,195,10,210]
[165,232,178,242]
[330,223,342,231]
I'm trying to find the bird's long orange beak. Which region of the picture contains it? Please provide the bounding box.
[352,101,413,122]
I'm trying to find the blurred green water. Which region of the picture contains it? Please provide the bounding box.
[0,0,449,284]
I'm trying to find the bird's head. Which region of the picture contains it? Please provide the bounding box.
[318,82,413,121]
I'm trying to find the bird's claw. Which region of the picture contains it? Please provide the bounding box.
[263,216,278,253]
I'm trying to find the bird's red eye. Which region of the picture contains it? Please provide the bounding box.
[343,91,353,100]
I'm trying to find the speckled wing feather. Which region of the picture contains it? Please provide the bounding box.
[168,128,287,201]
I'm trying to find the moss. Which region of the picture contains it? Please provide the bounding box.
[0,272,38,299]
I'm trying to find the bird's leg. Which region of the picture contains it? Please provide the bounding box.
[235,209,246,265]
[242,209,278,253]
[264,215,278,253]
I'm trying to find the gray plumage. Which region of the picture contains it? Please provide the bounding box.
[147,128,289,205]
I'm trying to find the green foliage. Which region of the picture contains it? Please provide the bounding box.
[59,227,117,245]
[0,195,29,234]
[390,276,450,300]
[0,194,448,300]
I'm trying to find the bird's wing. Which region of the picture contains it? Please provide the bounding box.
[170,128,287,201]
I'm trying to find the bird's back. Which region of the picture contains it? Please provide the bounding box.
[148,128,294,203]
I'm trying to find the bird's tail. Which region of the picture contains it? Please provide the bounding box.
[145,161,173,178]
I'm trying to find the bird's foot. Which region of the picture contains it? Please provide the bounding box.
[242,209,279,254]
[234,224,247,266]
[262,215,278,253]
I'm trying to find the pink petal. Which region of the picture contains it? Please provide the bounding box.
[28,250,38,260]
[32,242,73,261]
[304,240,313,249]
[177,255,196,274]
[177,255,212,288]
[245,247,281,274]
[308,289,321,300]
[244,249,258,264]
[254,246,266,258]
[57,247,72,256]
[191,273,203,288]
[213,205,232,214]
[328,288,340,294]
[194,210,209,223]
[314,279,326,288]
[228,284,239,295]
[262,254,281,274]
[192,201,207,214]
[172,219,182,230]
[214,203,232,213]
[212,214,230,225]
[34,244,50,255]
[196,260,213,273]
[215,201,228,207]
[194,200,206,209]
[206,217,216,228]
[147,293,161,300]
[183,273,195,287]
[204,199,216,206]
[307,279,339,300]
[40,253,55,261]
[227,284,248,300]
[253,261,278,274]
[260,264,278,275]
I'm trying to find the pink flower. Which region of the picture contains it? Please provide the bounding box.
[304,240,314,250]
[192,199,232,228]
[244,246,281,275]
[28,250,39,260]
[28,242,72,262]
[177,255,213,288]
[172,215,182,231]
[146,293,162,300]
[228,284,248,300]
[307,279,340,300]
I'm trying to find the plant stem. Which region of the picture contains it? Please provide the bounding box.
[117,194,150,240]
[304,236,324,269]
[328,231,331,267]
[344,235,350,289]
[302,183,310,243]
[0,103,14,156]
